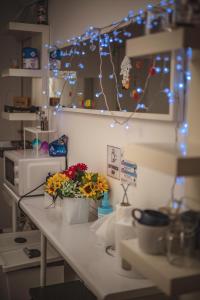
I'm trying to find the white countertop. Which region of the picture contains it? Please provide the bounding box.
[19,196,161,300]
[4,184,161,299]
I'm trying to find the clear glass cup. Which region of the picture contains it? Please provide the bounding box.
[166,215,200,268]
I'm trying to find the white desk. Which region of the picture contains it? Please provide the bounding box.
[4,185,163,300]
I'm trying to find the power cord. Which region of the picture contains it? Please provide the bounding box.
[17,181,46,212]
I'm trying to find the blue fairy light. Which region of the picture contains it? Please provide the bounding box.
[160,0,167,6]
[156,67,161,73]
[176,64,182,71]
[128,10,134,18]
[179,122,188,135]
[164,56,170,62]
[113,30,119,36]
[176,176,185,185]
[65,63,71,68]
[123,17,129,22]
[78,63,85,69]
[187,47,193,59]
[163,67,169,74]
[95,92,102,98]
[136,103,146,110]
[56,91,61,97]
[136,16,142,25]
[109,74,114,79]
[118,93,123,98]
[123,32,132,37]
[178,83,184,89]
[137,87,143,94]
[147,4,153,11]
[138,9,144,15]
[166,7,173,14]
[176,55,182,62]
[163,88,170,94]
[186,71,192,81]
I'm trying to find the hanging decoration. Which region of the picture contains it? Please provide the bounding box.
[120,56,132,89]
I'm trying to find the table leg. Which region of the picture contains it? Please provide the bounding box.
[40,233,47,287]
[12,202,17,232]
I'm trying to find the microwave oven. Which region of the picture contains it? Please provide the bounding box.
[4,150,66,196]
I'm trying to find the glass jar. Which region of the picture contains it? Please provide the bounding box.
[166,211,200,268]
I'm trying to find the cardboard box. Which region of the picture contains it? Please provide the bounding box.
[13,97,31,108]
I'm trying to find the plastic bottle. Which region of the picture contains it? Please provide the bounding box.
[98,192,113,218]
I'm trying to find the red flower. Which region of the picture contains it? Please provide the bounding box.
[63,163,87,180]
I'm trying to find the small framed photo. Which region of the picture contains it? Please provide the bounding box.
[107,145,121,180]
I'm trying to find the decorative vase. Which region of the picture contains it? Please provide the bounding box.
[62,197,89,224]
[44,193,61,209]
[89,199,101,222]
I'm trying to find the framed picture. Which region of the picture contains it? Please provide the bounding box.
[107,145,121,180]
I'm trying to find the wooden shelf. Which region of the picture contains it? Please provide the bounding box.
[1,68,42,78]
[2,112,37,121]
[121,239,200,296]
[127,27,200,57]
[124,143,200,177]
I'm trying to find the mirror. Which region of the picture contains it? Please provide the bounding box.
[50,22,176,121]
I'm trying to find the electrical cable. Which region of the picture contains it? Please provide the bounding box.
[17,181,46,213]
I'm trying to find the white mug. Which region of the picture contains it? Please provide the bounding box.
[135,222,169,255]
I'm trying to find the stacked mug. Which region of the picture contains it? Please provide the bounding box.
[132,209,170,255]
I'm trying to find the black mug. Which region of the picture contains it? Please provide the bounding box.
[132,208,170,227]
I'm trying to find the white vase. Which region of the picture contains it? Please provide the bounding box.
[62,197,89,224]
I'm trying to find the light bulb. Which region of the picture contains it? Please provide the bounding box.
[137,87,143,94]
[125,123,130,130]
[110,122,116,128]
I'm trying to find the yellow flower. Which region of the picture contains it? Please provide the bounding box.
[95,175,109,192]
[79,182,96,198]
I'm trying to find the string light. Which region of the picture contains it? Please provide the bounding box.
[110,122,116,128]
[46,1,178,126]
[124,123,130,130]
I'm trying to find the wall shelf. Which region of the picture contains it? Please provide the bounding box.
[24,127,56,134]
[2,112,37,121]
[127,27,200,57]
[120,239,200,296]
[1,68,42,78]
[6,21,49,38]
[124,143,200,177]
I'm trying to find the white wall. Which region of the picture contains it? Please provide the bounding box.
[49,0,183,209]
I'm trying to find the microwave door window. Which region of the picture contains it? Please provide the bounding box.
[5,157,15,185]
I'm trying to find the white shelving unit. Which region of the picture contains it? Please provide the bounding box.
[23,127,56,157]
[121,239,200,296]
[1,22,49,120]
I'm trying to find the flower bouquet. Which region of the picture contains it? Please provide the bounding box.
[44,163,109,224]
